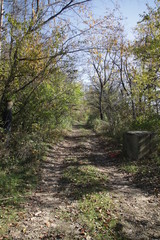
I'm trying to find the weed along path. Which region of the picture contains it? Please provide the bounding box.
[7,125,160,240]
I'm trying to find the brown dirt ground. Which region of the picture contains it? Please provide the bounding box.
[7,125,160,240]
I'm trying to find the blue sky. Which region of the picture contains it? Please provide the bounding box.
[91,0,156,40]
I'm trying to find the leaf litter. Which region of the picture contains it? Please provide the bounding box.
[2,125,160,240]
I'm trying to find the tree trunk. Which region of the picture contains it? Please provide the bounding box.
[99,86,103,120]
[32,0,34,19]
[0,0,3,58]
[36,0,39,14]
[131,99,136,120]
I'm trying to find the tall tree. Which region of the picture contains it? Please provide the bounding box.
[0,0,91,130]
[87,10,124,120]
[133,0,160,114]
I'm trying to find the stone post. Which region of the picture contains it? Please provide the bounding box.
[123,131,155,160]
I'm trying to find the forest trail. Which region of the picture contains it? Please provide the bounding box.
[8,125,160,240]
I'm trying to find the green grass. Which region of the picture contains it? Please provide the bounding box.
[0,205,25,237]
[60,160,122,239]
[79,192,118,240]
[0,168,38,199]
[121,164,139,174]
[0,133,43,236]
[0,164,39,236]
[120,156,160,196]
[61,163,108,199]
[63,164,107,186]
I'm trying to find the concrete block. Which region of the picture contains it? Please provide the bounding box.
[123,131,154,160]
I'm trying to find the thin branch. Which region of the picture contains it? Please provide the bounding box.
[18,47,99,62]
[31,0,91,32]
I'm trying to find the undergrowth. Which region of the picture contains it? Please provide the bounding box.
[0,130,46,236]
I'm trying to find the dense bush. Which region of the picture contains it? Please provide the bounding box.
[131,114,160,133]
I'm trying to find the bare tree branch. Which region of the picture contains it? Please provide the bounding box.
[31,0,91,32]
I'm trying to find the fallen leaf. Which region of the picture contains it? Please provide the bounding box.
[80,228,86,235]
[34,211,42,216]
[45,221,50,227]
[21,228,26,233]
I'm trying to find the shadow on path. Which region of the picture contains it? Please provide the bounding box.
[8,124,160,240]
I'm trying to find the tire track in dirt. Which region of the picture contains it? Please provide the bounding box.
[8,125,160,240]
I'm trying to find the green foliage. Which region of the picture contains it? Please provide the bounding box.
[85,1,160,143]
[120,157,160,195]
[62,164,108,198]
[14,77,83,135]
[86,99,132,141]
[0,129,46,233]
[0,19,84,230]
[121,164,139,174]
[132,0,160,116]
[79,192,117,240]
[0,6,85,234]
[131,114,160,132]
[0,11,83,134]
[0,131,45,199]
[87,115,110,133]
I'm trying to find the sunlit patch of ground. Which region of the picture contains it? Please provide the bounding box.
[4,124,160,240]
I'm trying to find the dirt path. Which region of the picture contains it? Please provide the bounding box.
[8,125,160,240]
